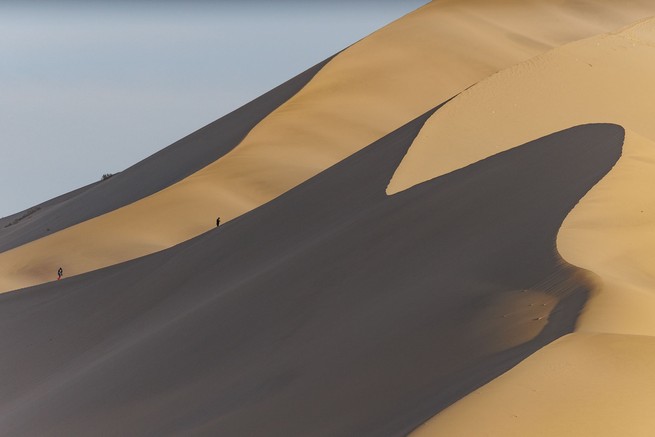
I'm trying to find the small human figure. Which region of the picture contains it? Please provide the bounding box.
[216,217,221,227]
[57,267,63,280]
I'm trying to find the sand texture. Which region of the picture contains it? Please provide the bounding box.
[0,119,622,436]
[411,333,655,437]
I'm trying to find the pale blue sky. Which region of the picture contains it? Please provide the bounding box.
[0,1,428,218]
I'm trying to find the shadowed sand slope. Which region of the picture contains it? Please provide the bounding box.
[3,0,655,293]
[0,119,622,436]
[0,58,331,253]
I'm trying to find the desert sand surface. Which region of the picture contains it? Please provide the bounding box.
[390,16,655,336]
[411,332,655,437]
[4,1,655,435]
[397,15,655,437]
[0,118,623,436]
[4,0,655,293]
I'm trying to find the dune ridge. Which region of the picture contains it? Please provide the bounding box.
[4,0,655,293]
[401,16,655,437]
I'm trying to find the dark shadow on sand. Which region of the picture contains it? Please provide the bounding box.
[0,110,623,436]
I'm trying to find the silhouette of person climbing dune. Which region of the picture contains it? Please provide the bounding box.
[57,267,63,280]
[216,217,221,227]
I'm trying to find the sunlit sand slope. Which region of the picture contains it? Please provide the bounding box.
[400,17,655,437]
[4,0,655,293]
[390,18,655,194]
[0,120,622,436]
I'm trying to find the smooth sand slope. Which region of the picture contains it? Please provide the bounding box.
[0,117,623,436]
[397,17,655,437]
[4,0,655,293]
[411,332,655,437]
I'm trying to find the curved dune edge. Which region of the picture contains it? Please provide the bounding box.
[388,16,655,195]
[403,17,655,437]
[2,1,654,293]
[388,16,655,334]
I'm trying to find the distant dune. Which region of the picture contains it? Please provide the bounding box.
[3,1,655,436]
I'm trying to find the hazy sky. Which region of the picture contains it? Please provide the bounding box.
[0,1,428,218]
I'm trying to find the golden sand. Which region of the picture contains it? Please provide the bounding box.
[411,332,655,437]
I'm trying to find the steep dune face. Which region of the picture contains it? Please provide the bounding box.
[399,17,655,437]
[0,119,622,436]
[3,0,655,293]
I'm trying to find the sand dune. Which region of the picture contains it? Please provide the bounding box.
[4,0,655,293]
[0,120,622,436]
[396,16,655,437]
[3,1,655,435]
[389,17,655,335]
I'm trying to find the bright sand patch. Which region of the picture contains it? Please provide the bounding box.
[411,332,655,437]
[4,0,655,292]
[400,17,655,437]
